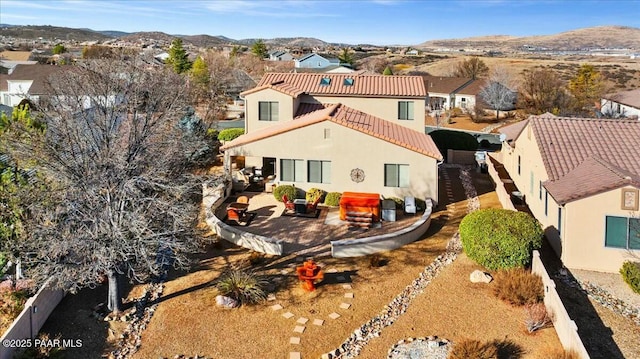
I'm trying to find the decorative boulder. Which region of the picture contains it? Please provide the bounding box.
[470,270,493,283]
[215,295,239,308]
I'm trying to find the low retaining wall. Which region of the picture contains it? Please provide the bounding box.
[532,251,590,359]
[447,149,477,165]
[202,181,284,256]
[331,199,433,258]
[0,278,65,359]
[486,154,516,211]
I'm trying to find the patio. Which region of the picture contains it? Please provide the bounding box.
[213,192,427,255]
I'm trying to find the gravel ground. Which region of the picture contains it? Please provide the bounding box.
[570,269,640,311]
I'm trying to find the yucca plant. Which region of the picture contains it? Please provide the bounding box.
[216,269,267,305]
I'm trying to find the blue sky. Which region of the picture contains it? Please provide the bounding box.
[1,0,639,45]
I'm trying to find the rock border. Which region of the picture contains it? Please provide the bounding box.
[387,336,451,359]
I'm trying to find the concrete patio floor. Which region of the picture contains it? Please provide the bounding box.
[214,192,426,256]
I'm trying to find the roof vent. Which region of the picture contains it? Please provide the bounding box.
[343,78,354,86]
[320,77,331,86]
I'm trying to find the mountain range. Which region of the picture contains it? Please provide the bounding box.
[1,24,639,51]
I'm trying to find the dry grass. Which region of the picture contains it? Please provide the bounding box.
[493,268,544,306]
[448,338,498,359]
[535,346,581,359]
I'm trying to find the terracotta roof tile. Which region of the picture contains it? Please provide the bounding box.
[242,72,426,98]
[516,115,640,203]
[222,103,442,160]
[544,157,640,204]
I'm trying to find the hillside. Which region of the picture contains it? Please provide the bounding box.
[418,26,640,51]
[181,34,231,47]
[0,25,110,41]
[237,37,329,47]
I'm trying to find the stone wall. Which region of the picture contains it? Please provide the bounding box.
[330,199,433,258]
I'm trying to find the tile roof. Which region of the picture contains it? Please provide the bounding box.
[521,115,640,204]
[544,157,640,204]
[242,72,426,98]
[424,75,472,95]
[498,119,529,146]
[603,88,640,109]
[221,103,442,160]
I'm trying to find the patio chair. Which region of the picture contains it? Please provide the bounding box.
[226,208,242,224]
[306,196,322,213]
[282,194,295,211]
[404,196,417,214]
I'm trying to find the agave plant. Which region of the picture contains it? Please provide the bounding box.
[216,268,267,305]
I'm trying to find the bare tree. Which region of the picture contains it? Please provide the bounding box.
[2,58,208,313]
[480,66,518,119]
[454,56,489,79]
[518,68,570,115]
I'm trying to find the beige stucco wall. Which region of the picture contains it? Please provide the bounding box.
[226,120,439,202]
[562,187,640,272]
[501,123,640,273]
[243,89,295,133]
[298,94,426,133]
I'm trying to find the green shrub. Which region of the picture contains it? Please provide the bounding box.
[324,192,342,206]
[448,339,498,359]
[217,128,244,142]
[460,209,543,270]
[216,269,267,305]
[273,185,297,202]
[305,188,326,203]
[493,268,544,306]
[429,129,478,159]
[620,261,640,294]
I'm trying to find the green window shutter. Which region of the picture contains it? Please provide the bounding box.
[605,216,627,248]
[629,218,640,250]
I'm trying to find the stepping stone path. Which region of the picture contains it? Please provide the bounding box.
[268,257,356,359]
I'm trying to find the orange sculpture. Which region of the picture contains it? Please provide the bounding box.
[296,260,324,291]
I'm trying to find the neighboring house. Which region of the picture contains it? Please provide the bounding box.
[0,64,62,106]
[293,65,356,74]
[222,72,443,201]
[453,79,485,112]
[600,89,640,119]
[498,114,640,273]
[268,50,295,62]
[294,53,340,69]
[406,49,420,56]
[225,69,257,102]
[423,75,473,110]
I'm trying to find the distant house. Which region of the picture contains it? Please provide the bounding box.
[293,65,356,74]
[268,50,295,62]
[453,79,485,112]
[405,49,420,56]
[600,89,640,119]
[0,64,62,106]
[423,75,473,110]
[294,53,340,69]
[498,114,640,273]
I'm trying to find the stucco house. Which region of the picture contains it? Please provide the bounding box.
[0,64,62,107]
[221,72,443,201]
[423,75,473,110]
[294,53,340,69]
[498,114,640,273]
[600,88,640,119]
[268,50,295,62]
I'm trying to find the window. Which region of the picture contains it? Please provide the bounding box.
[557,207,562,237]
[398,101,414,120]
[384,164,409,187]
[460,97,467,108]
[539,181,543,200]
[517,155,521,175]
[343,78,354,86]
[529,172,534,195]
[323,128,331,139]
[605,216,640,249]
[280,159,303,181]
[544,191,548,216]
[259,101,279,121]
[320,77,331,86]
[308,160,331,184]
